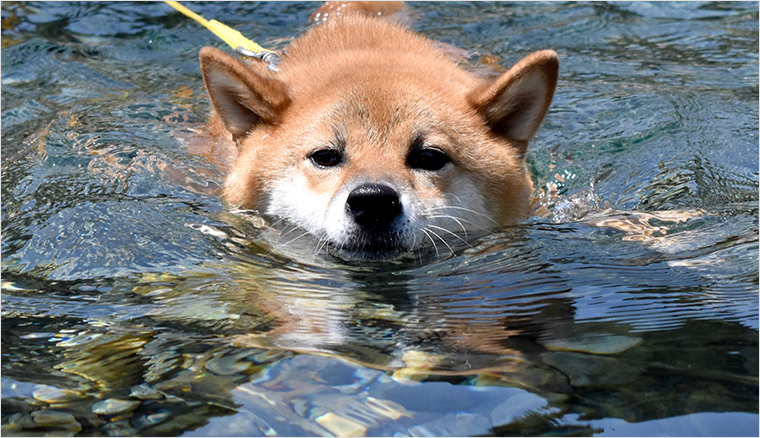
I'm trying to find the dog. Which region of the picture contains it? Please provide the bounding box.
[199,2,558,260]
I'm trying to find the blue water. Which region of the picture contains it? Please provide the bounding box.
[2,2,758,436]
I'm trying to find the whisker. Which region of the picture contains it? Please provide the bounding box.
[448,216,468,239]
[277,228,312,249]
[426,214,469,237]
[412,235,423,264]
[311,237,330,263]
[426,214,493,235]
[414,234,426,264]
[420,228,440,257]
[428,205,500,227]
[254,219,297,258]
[266,217,288,230]
[273,223,304,244]
[424,227,454,255]
[427,224,471,247]
[426,214,475,225]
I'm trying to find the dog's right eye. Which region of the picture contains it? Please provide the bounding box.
[407,147,451,171]
[308,149,343,168]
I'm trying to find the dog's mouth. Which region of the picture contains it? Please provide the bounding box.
[330,227,411,261]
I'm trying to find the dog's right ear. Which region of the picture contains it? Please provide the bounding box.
[199,47,290,142]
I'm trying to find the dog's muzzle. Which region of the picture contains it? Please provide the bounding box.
[338,183,408,258]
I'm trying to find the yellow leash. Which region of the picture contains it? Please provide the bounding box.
[164,1,280,70]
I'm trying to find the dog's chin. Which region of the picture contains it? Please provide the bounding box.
[330,245,408,262]
[328,229,412,262]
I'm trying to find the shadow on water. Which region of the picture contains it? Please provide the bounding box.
[2,1,758,436]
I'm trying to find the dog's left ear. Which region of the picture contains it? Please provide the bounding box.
[468,50,559,154]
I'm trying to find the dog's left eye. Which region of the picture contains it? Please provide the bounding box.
[407,147,451,171]
[309,149,343,168]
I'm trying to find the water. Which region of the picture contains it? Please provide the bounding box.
[2,1,757,436]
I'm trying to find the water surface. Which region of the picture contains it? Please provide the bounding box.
[2,2,758,436]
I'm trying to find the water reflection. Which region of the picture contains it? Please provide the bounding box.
[3,217,757,435]
[2,0,758,436]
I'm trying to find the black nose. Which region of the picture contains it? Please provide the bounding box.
[346,184,402,228]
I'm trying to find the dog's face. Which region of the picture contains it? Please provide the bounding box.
[200,17,558,260]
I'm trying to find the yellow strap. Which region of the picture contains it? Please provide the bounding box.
[164,1,272,54]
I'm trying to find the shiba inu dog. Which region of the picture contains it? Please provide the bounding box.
[199,5,558,260]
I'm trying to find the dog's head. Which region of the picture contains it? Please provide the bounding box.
[200,17,558,260]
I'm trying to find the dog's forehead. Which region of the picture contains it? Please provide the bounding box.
[295,81,462,144]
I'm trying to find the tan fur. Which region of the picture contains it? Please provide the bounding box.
[199,12,558,259]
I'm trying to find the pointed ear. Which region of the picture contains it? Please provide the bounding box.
[199,47,290,142]
[468,50,559,153]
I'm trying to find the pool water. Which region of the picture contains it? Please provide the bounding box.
[2,1,758,436]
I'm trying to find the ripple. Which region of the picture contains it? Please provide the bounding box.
[1,2,758,437]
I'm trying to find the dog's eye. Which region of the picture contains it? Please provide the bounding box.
[407,147,451,171]
[309,149,343,168]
